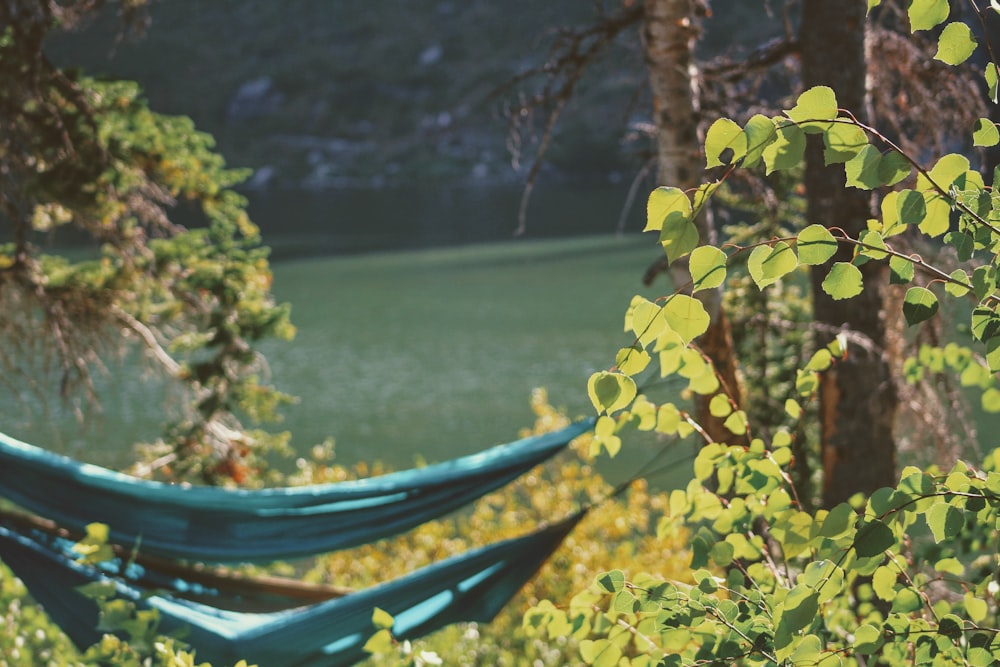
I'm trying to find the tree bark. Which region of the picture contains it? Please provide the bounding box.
[643,0,742,443]
[800,0,897,507]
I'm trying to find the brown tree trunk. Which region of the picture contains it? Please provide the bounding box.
[643,0,742,443]
[800,0,897,507]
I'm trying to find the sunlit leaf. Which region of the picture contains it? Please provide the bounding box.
[785,86,838,133]
[857,230,889,260]
[797,224,838,265]
[926,501,964,543]
[743,114,778,167]
[935,21,977,65]
[823,122,868,164]
[709,393,732,418]
[945,269,970,297]
[616,345,651,376]
[821,262,864,300]
[903,287,939,325]
[763,123,806,174]
[747,241,798,288]
[878,150,911,187]
[896,189,926,227]
[705,118,747,168]
[974,118,1000,147]
[645,186,691,233]
[372,607,395,630]
[689,245,727,292]
[889,254,915,284]
[780,586,820,633]
[660,218,699,264]
[363,629,394,655]
[908,0,950,32]
[918,192,950,237]
[918,153,971,191]
[662,294,710,344]
[587,371,637,414]
[596,569,625,593]
[854,624,884,654]
[988,63,999,103]
[844,144,882,189]
[630,298,668,346]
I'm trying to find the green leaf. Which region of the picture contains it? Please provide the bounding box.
[926,502,964,543]
[363,629,394,655]
[945,269,971,297]
[945,230,975,261]
[844,144,883,189]
[896,189,927,227]
[903,286,939,325]
[988,63,999,104]
[689,245,727,292]
[889,255,915,284]
[786,86,838,131]
[663,294,710,344]
[372,607,395,630]
[908,0,950,32]
[855,519,894,557]
[819,502,855,538]
[587,371,637,414]
[965,592,989,623]
[854,624,885,654]
[781,586,820,633]
[743,114,778,168]
[596,569,625,593]
[823,122,868,164]
[935,21,977,65]
[579,638,622,667]
[723,410,747,435]
[920,152,971,191]
[797,224,839,265]
[974,118,1000,147]
[645,186,691,233]
[918,193,951,238]
[616,345,651,376]
[630,297,668,346]
[934,557,964,576]
[747,241,798,288]
[705,118,747,168]
[872,565,898,601]
[986,338,1000,373]
[789,634,832,666]
[821,262,864,300]
[763,123,806,174]
[879,150,911,186]
[709,393,732,418]
[660,218,699,265]
[858,230,889,260]
[891,587,922,613]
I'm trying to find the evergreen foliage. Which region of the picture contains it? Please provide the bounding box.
[0,1,294,483]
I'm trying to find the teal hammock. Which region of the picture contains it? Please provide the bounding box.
[0,511,584,667]
[0,419,592,563]
[0,421,595,664]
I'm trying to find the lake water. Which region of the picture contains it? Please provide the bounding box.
[3,184,692,487]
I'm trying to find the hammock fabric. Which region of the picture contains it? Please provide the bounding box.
[0,419,592,563]
[0,512,584,667]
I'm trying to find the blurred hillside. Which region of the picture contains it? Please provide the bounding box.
[47,1,779,191]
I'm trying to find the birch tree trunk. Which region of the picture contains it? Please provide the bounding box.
[800,0,898,507]
[643,0,742,443]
